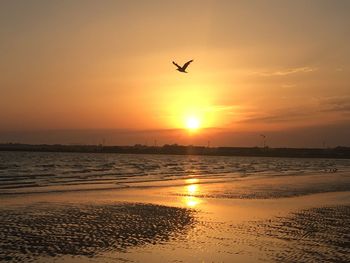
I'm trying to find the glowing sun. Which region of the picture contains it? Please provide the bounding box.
[186,116,200,131]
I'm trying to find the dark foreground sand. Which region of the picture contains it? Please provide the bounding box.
[1,173,349,262]
[0,203,195,262]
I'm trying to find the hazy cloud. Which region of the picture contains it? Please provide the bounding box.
[252,67,317,77]
[238,95,350,125]
[208,105,236,111]
[318,96,350,114]
[281,83,297,88]
[237,106,315,123]
[204,105,239,115]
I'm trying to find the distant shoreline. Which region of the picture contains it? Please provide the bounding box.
[1,143,349,159]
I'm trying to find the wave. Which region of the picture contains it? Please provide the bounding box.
[1,151,349,195]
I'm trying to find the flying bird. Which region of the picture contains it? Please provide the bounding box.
[172,59,193,73]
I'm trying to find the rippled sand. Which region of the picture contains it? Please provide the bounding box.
[0,203,194,262]
[1,200,349,262]
[225,205,350,263]
[1,192,350,262]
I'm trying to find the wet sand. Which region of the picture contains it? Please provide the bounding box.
[1,172,350,262]
[0,203,194,262]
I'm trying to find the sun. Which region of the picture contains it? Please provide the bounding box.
[186,116,200,131]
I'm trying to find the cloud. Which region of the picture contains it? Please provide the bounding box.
[281,83,297,88]
[236,96,350,126]
[318,96,350,114]
[207,105,236,111]
[252,67,317,77]
[204,105,238,114]
[237,107,313,124]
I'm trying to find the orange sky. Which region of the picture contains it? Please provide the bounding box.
[1,0,350,147]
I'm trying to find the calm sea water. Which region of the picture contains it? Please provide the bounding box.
[1,151,350,195]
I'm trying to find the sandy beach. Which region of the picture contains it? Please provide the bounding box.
[1,154,349,263]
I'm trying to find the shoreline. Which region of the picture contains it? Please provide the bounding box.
[1,170,349,198]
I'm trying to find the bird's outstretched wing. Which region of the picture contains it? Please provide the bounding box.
[182,59,193,70]
[172,61,181,69]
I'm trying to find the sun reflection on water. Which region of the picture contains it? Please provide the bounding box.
[184,196,200,208]
[182,178,201,208]
[187,184,198,195]
[185,178,199,184]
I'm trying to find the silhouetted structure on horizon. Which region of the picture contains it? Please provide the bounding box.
[0,143,350,159]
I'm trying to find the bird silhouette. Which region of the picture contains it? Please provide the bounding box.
[172,60,193,73]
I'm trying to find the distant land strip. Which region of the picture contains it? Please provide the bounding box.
[0,143,350,159]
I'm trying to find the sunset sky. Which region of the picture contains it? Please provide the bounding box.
[1,0,350,147]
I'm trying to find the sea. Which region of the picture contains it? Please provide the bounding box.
[1,151,350,195]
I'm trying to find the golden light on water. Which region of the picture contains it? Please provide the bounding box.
[184,196,200,208]
[182,179,201,208]
[185,178,199,184]
[186,184,198,194]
